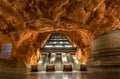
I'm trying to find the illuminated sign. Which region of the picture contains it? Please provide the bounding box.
[1,44,12,58]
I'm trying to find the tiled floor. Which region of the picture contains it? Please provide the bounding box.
[0,72,120,79]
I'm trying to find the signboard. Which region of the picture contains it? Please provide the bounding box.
[1,44,12,58]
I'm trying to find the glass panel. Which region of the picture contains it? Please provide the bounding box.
[44,45,53,48]
[59,41,63,44]
[64,42,70,44]
[55,45,63,48]
[48,42,53,44]
[64,45,72,48]
[1,43,12,58]
[53,42,57,44]
[43,33,74,49]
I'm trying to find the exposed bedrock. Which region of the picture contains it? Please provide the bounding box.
[86,30,120,72]
[0,0,120,73]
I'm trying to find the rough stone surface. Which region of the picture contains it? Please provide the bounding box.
[0,58,31,73]
[86,30,120,72]
[0,0,120,65]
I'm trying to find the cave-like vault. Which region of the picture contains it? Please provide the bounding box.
[0,0,120,65]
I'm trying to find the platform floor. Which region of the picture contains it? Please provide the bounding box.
[0,72,120,79]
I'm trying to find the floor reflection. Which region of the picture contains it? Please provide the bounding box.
[26,72,120,79]
[0,72,120,79]
[27,72,78,79]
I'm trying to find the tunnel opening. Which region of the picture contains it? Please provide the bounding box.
[38,33,80,72]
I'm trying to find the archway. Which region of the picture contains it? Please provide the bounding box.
[38,33,80,71]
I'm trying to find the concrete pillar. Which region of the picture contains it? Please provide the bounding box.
[86,30,120,72]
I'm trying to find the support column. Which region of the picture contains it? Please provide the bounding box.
[86,30,120,72]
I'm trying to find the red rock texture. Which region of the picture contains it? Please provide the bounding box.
[0,0,120,64]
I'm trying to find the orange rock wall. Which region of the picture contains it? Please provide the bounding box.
[0,0,120,64]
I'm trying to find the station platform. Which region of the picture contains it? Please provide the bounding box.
[0,72,120,79]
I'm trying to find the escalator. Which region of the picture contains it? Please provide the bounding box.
[37,53,50,71]
[39,33,77,72]
[46,53,56,71]
[65,53,80,71]
[55,54,62,71]
[61,53,72,71]
[71,55,80,70]
[38,53,80,72]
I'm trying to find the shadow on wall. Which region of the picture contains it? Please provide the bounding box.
[0,58,31,73]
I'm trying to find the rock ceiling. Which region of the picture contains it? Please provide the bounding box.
[0,0,120,64]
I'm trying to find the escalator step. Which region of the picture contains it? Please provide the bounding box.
[63,64,72,71]
[46,64,55,71]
